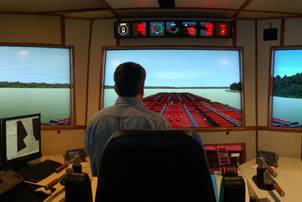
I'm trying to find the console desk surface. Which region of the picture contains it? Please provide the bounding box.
[39,155,301,202]
[36,154,97,202]
[239,157,302,202]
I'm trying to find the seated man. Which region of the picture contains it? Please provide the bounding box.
[85,62,170,176]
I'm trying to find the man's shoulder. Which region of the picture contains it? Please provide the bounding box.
[88,106,117,122]
[88,104,169,128]
[140,108,170,127]
[142,108,164,119]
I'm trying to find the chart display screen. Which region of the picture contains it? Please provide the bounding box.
[5,115,40,161]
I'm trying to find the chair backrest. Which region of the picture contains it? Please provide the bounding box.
[95,130,216,202]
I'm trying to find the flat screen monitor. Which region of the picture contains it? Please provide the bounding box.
[102,48,242,129]
[1,114,41,167]
[0,45,72,126]
[271,49,302,128]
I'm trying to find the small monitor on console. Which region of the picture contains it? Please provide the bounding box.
[0,114,41,168]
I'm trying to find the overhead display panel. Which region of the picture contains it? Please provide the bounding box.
[200,22,214,37]
[114,20,232,39]
[132,22,147,37]
[150,22,165,37]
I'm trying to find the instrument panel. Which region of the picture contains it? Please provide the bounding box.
[114,20,232,39]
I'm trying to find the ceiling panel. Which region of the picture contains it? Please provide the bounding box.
[65,10,114,19]
[106,0,159,9]
[0,0,108,13]
[176,0,245,9]
[239,11,298,19]
[247,0,302,14]
[117,9,234,18]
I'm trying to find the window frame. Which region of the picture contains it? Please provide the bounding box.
[268,46,302,132]
[0,43,76,130]
[100,45,246,132]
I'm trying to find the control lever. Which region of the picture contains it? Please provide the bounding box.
[56,155,81,173]
[35,168,73,195]
[259,157,278,177]
[263,171,285,197]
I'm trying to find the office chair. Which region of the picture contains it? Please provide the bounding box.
[95,130,216,202]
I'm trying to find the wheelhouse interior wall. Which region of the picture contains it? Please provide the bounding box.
[0,14,300,159]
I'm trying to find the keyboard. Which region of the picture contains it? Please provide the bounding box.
[16,159,62,183]
[0,170,24,194]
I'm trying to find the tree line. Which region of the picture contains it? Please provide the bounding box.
[104,85,229,89]
[273,73,302,98]
[230,82,241,91]
[0,81,70,88]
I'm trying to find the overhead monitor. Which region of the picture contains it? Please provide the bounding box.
[182,21,198,37]
[132,22,147,37]
[114,21,232,38]
[102,48,242,129]
[1,114,41,167]
[150,22,165,37]
[200,22,214,37]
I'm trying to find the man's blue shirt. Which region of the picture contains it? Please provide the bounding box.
[85,97,170,176]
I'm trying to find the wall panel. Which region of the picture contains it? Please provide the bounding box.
[0,14,61,44]
[237,20,256,127]
[257,19,281,126]
[284,18,302,45]
[87,19,116,121]
[42,129,85,154]
[65,19,91,125]
[258,131,301,158]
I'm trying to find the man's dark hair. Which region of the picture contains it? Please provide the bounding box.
[114,62,146,97]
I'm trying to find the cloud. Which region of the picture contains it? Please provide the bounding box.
[220,58,230,65]
[111,60,121,68]
[17,50,30,57]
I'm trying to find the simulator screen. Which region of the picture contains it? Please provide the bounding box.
[0,46,72,125]
[103,49,242,129]
[272,49,302,128]
[5,115,40,161]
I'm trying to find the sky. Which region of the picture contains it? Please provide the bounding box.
[0,46,71,84]
[104,49,241,87]
[274,50,302,77]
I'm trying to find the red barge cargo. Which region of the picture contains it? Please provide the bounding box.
[143,92,299,128]
[143,92,241,128]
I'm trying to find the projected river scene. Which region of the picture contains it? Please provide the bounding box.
[0,46,71,125]
[272,49,302,128]
[103,49,242,129]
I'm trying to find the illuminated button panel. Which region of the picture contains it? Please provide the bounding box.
[115,21,232,38]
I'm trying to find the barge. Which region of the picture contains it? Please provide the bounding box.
[143,92,299,128]
[143,92,241,128]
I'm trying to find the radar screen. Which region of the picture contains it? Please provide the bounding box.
[182,22,197,37]
[132,22,147,37]
[200,22,214,37]
[115,22,130,38]
[165,21,182,37]
[150,22,165,37]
